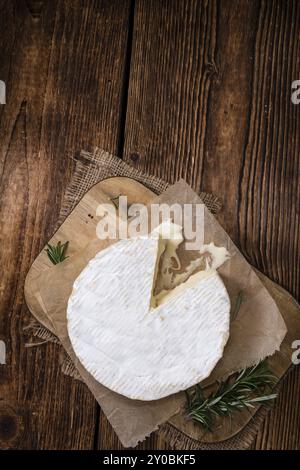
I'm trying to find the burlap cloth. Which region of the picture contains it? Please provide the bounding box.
[25,148,288,450]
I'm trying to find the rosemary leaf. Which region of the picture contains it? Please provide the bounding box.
[186,361,277,431]
[45,241,69,265]
[110,194,132,216]
[232,291,243,321]
[110,195,121,209]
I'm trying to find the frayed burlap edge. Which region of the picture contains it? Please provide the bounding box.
[24,319,61,347]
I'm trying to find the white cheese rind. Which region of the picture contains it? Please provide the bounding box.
[67,237,230,401]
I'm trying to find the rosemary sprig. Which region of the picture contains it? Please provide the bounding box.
[232,291,243,321]
[186,361,277,430]
[45,241,69,265]
[110,195,121,209]
[110,194,132,216]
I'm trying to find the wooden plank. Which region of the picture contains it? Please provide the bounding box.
[123,0,300,449]
[124,0,220,186]
[0,0,131,449]
[237,0,300,450]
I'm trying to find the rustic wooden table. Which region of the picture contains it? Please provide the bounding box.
[0,0,299,450]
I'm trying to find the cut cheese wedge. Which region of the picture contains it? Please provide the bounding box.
[67,234,230,401]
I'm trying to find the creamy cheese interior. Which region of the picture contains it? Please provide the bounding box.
[150,221,183,307]
[150,220,230,308]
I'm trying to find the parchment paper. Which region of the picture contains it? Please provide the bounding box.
[33,180,287,447]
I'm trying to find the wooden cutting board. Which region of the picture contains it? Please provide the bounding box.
[24,176,300,445]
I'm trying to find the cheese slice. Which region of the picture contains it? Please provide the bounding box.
[67,231,230,401]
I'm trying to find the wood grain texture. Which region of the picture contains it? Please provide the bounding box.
[124,0,300,449]
[124,0,218,187]
[0,0,131,449]
[1,0,299,450]
[238,0,300,450]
